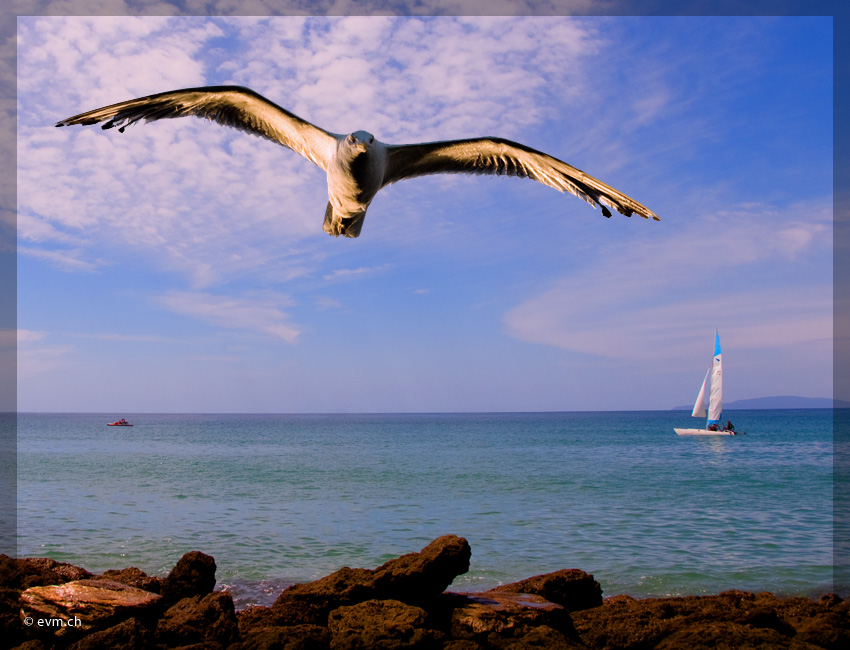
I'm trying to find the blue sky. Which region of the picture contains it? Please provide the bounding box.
[15,14,833,413]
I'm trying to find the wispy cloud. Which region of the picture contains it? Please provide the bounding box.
[17,245,106,272]
[16,330,73,377]
[17,15,611,289]
[504,200,832,362]
[322,264,389,281]
[155,290,301,343]
[71,332,179,343]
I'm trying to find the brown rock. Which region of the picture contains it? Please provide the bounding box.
[161,551,217,607]
[155,591,239,648]
[654,620,812,649]
[19,578,161,639]
[449,590,575,645]
[441,641,483,650]
[236,604,283,636]
[273,536,470,625]
[1,554,92,590]
[328,599,441,650]
[504,624,584,649]
[491,569,603,612]
[230,623,330,649]
[65,617,155,650]
[2,586,26,647]
[568,590,840,650]
[371,535,472,602]
[8,640,51,650]
[99,567,162,594]
[792,612,850,650]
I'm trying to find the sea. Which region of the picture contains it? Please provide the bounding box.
[15,410,836,609]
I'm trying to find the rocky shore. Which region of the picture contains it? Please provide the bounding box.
[1,535,847,649]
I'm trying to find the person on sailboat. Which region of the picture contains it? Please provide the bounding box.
[725,420,735,432]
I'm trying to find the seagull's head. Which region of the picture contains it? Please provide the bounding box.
[346,131,374,153]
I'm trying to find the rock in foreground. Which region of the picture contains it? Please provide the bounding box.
[272,534,471,625]
[2,537,848,649]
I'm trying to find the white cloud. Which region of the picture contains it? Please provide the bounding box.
[16,330,74,378]
[16,329,47,345]
[503,201,832,362]
[17,245,106,272]
[156,290,301,342]
[16,16,614,289]
[322,264,389,281]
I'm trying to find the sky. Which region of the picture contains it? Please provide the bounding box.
[15,13,834,413]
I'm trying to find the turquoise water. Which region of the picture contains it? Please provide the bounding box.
[16,410,835,607]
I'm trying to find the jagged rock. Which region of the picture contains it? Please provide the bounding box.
[504,624,583,649]
[2,586,26,647]
[236,604,282,636]
[272,535,470,625]
[791,611,850,650]
[161,551,217,607]
[65,617,155,650]
[19,578,161,639]
[155,591,239,648]
[449,590,576,646]
[1,555,94,647]
[0,554,92,590]
[369,535,472,602]
[569,590,848,650]
[327,599,442,650]
[654,620,811,649]
[441,641,483,650]
[8,640,51,650]
[490,569,602,612]
[230,623,330,649]
[99,567,162,594]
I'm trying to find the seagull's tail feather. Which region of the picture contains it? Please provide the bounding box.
[322,202,365,238]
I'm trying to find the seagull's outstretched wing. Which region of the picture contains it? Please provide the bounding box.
[381,137,659,220]
[55,85,339,171]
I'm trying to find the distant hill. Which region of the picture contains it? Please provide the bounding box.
[672,396,850,410]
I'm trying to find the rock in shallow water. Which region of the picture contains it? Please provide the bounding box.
[161,550,217,607]
[490,569,603,612]
[5,539,849,650]
[155,591,239,647]
[449,590,575,645]
[272,534,471,626]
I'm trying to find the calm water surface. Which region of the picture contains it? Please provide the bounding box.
[17,410,834,607]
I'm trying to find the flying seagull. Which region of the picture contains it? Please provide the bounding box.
[56,85,659,238]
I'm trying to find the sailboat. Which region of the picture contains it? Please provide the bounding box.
[674,331,739,436]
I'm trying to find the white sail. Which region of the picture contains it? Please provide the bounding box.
[708,331,722,424]
[674,331,738,435]
[691,368,709,418]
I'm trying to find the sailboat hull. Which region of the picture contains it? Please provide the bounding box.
[674,428,737,436]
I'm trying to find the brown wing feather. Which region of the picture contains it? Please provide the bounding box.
[56,86,338,171]
[382,137,659,220]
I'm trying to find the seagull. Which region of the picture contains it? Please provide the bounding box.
[56,85,659,238]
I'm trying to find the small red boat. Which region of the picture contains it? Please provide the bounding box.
[108,418,133,427]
